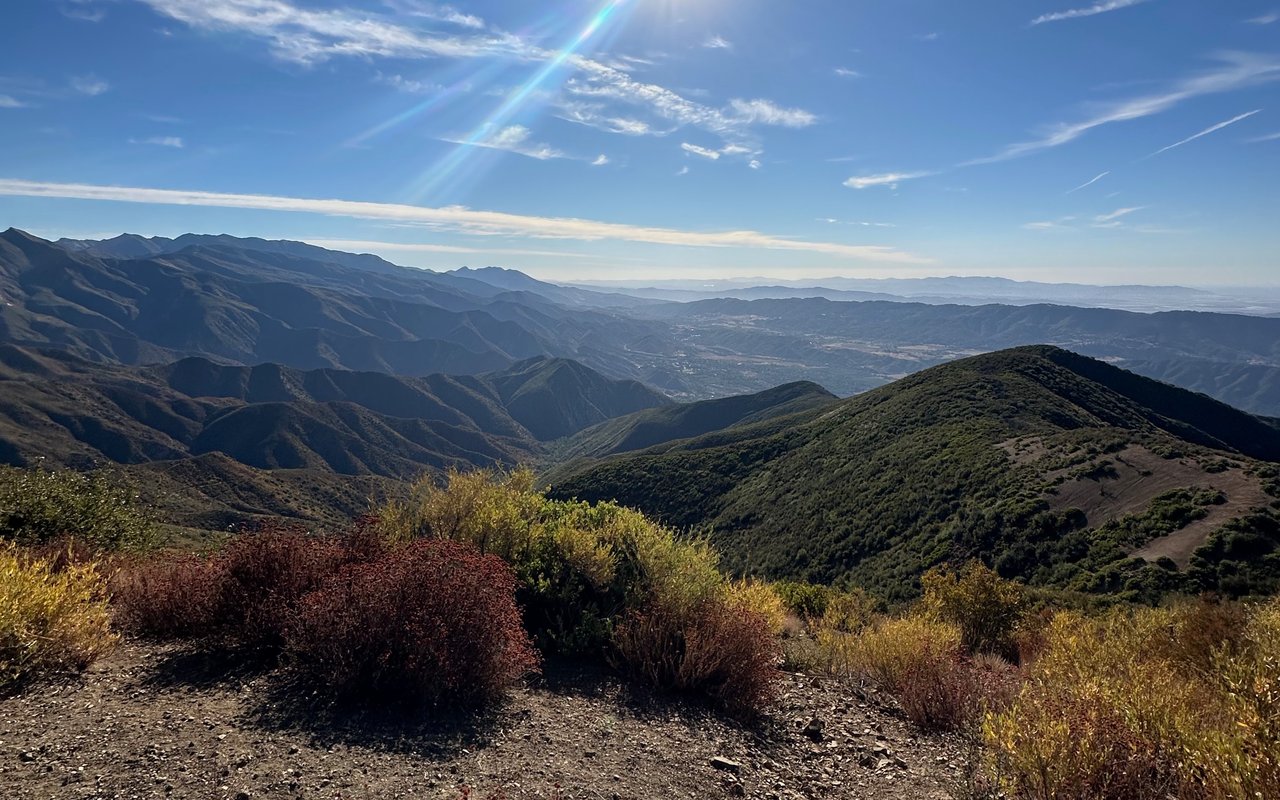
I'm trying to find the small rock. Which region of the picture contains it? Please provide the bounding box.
[801,718,824,742]
[234,791,251,800]
[710,756,742,774]
[18,752,35,763]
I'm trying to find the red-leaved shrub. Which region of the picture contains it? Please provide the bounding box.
[286,539,539,706]
[614,599,780,715]
[111,551,224,639]
[111,528,349,649]
[214,529,348,649]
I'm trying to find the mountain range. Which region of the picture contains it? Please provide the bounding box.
[5,228,1280,415]
[4,227,1280,599]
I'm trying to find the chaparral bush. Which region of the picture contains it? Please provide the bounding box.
[983,599,1280,800]
[613,597,780,716]
[0,466,156,552]
[286,539,539,706]
[921,561,1026,659]
[112,526,348,650]
[374,469,782,712]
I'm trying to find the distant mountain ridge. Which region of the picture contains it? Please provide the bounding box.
[551,380,838,463]
[6,228,1280,415]
[0,345,668,477]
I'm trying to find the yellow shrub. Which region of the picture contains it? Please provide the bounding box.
[821,615,963,689]
[726,579,787,635]
[377,467,542,557]
[983,602,1280,800]
[0,544,115,689]
[819,587,878,634]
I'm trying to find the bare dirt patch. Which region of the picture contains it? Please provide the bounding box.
[1030,444,1268,568]
[1,642,965,800]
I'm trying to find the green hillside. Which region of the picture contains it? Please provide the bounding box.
[549,380,837,463]
[550,346,1280,602]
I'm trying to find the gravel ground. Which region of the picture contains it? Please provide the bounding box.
[1,641,971,800]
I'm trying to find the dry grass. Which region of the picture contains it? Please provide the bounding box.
[1,543,115,689]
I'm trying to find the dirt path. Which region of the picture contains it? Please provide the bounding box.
[0,642,966,800]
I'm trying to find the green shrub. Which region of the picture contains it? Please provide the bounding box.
[374,471,727,658]
[921,562,1026,658]
[1,543,115,689]
[774,580,833,619]
[0,466,156,552]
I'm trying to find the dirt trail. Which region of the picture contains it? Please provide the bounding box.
[0,642,965,800]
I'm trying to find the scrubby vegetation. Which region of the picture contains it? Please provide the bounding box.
[775,561,1279,797]
[107,469,782,714]
[374,468,781,713]
[4,461,1279,796]
[551,347,1280,602]
[985,599,1280,799]
[0,465,156,552]
[1,543,115,690]
[288,539,539,706]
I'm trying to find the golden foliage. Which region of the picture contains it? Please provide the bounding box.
[983,599,1280,800]
[0,543,115,689]
[726,578,787,636]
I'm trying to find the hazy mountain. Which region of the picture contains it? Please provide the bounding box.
[10,228,1280,415]
[623,297,1280,412]
[0,345,668,477]
[449,266,649,309]
[551,346,1280,601]
[575,275,1279,315]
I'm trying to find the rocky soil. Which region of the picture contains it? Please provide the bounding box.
[1,642,970,800]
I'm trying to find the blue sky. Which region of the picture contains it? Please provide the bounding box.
[1,0,1278,284]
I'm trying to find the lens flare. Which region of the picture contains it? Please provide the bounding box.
[398,0,633,201]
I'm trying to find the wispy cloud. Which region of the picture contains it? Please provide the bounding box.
[304,239,599,259]
[1067,170,1110,193]
[70,74,109,96]
[376,72,447,94]
[675,166,689,176]
[1025,207,1151,231]
[833,67,861,78]
[844,171,933,190]
[1247,11,1279,24]
[965,52,1280,164]
[138,0,809,153]
[819,218,897,228]
[1148,109,1262,156]
[1247,130,1280,142]
[60,1,107,22]
[382,0,485,29]
[681,142,721,160]
[915,32,940,41]
[555,102,669,137]
[129,136,185,148]
[1031,0,1149,26]
[728,98,817,128]
[703,35,732,50]
[0,178,931,263]
[1093,206,1145,224]
[0,95,27,109]
[440,125,566,160]
[590,154,610,167]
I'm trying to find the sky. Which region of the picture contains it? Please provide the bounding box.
[1,0,1278,285]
